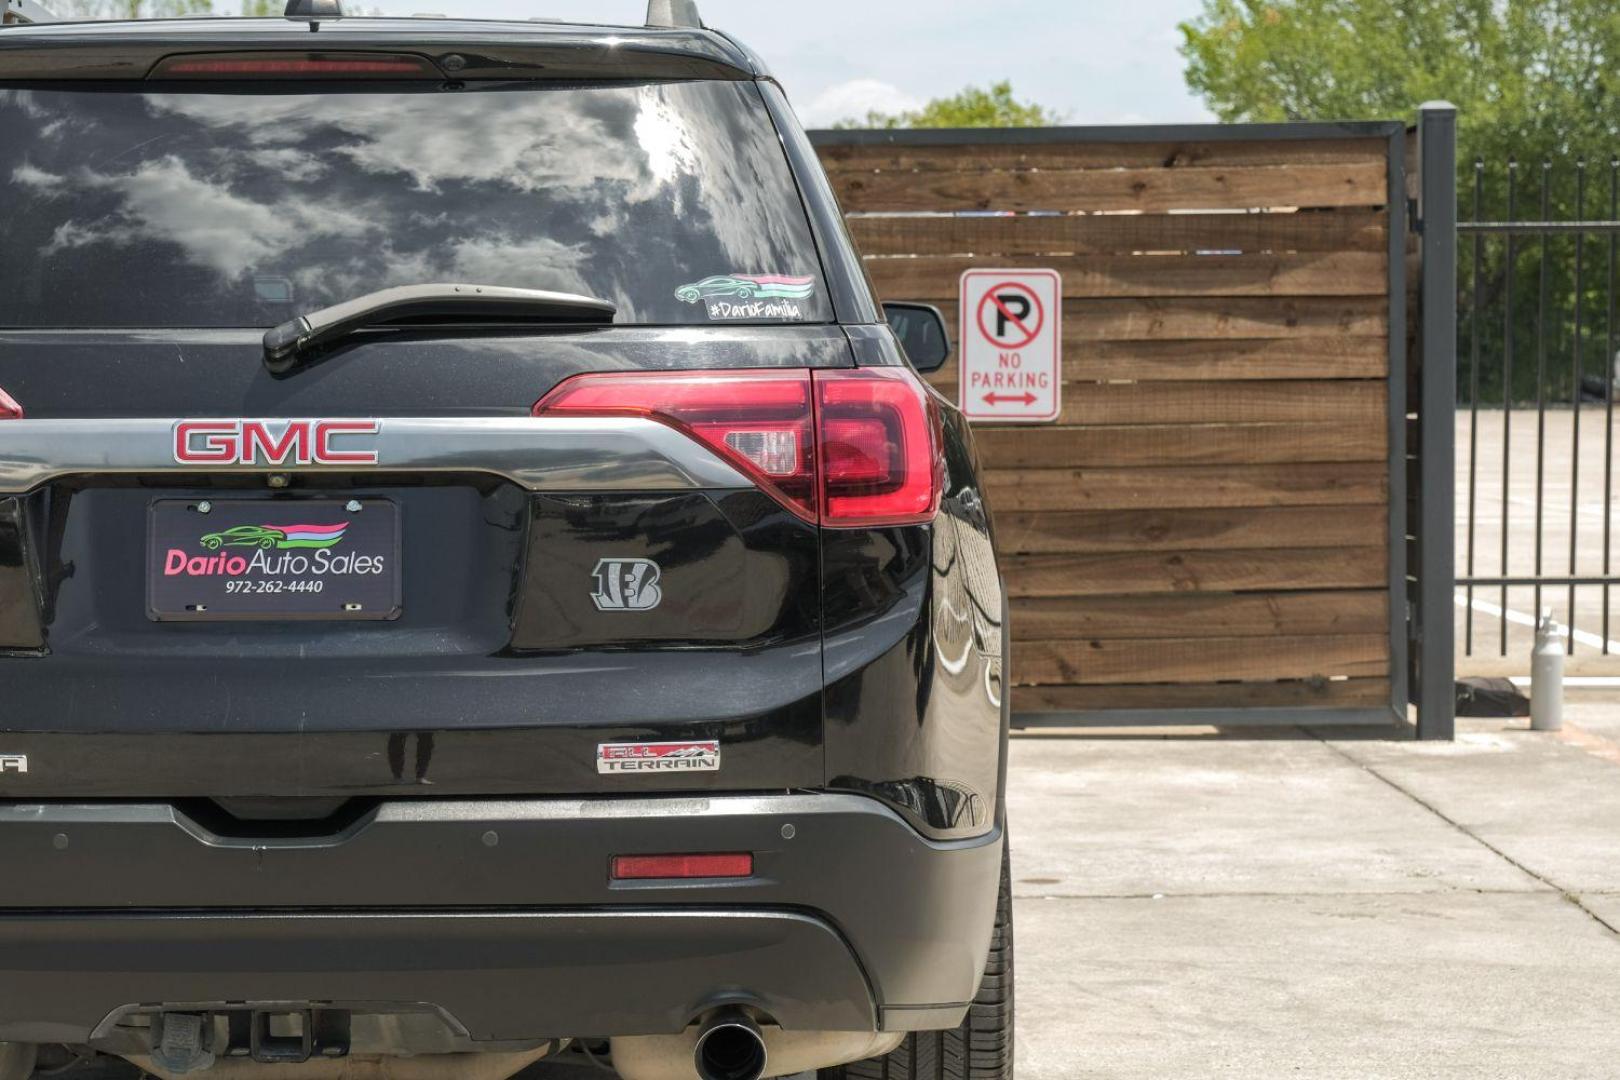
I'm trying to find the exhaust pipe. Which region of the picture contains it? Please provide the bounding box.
[610,1015,901,1080]
[692,1010,767,1080]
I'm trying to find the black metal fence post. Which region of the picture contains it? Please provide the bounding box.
[1417,102,1458,740]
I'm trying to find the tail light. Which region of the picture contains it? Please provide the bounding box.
[535,370,818,519]
[533,367,941,528]
[0,388,22,420]
[817,368,942,526]
[149,52,442,79]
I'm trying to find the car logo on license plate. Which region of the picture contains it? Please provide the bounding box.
[597,741,719,775]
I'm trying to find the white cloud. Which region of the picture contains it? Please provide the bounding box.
[798,79,924,128]
[41,156,373,281]
[10,162,59,190]
[447,235,590,294]
[243,148,328,183]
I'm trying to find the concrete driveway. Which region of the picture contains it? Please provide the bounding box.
[1012,699,1620,1078]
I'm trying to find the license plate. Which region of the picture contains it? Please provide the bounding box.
[148,498,401,621]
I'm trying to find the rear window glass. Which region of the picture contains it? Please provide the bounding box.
[0,81,832,328]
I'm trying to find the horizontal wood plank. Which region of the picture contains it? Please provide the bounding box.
[1005,548,1387,598]
[1011,590,1388,640]
[816,138,1390,174]
[846,209,1388,257]
[995,505,1388,554]
[930,379,1388,427]
[929,297,1388,342]
[984,462,1388,511]
[831,163,1389,214]
[1016,634,1389,685]
[867,251,1387,301]
[1039,338,1388,382]
[973,420,1386,468]
[1011,677,1392,713]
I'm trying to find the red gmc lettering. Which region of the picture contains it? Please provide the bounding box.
[241,421,312,465]
[314,420,382,465]
[173,420,380,466]
[173,421,239,464]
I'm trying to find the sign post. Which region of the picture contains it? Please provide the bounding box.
[2,0,58,24]
[958,269,1062,423]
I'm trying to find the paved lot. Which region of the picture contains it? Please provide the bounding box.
[1011,699,1620,1079]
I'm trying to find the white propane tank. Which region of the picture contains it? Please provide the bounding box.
[1530,609,1566,732]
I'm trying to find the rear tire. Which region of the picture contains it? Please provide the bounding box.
[820,840,1014,1080]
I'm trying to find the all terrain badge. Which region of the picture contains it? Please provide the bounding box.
[597,741,720,775]
[592,558,663,612]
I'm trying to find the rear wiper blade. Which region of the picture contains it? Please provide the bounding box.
[262,283,618,373]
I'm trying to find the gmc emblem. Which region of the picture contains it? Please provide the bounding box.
[173,420,380,467]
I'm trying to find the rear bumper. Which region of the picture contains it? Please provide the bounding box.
[0,794,1002,1046]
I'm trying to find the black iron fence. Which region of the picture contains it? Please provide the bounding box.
[1458,154,1620,661]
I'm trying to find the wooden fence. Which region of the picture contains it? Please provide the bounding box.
[813,123,1412,723]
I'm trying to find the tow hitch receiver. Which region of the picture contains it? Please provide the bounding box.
[230,1009,351,1064]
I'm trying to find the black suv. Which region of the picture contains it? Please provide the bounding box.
[0,3,1011,1079]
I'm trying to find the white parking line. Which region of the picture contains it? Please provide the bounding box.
[1507,676,1620,687]
[1455,592,1620,654]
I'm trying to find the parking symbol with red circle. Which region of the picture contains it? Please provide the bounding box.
[959,270,1062,423]
[976,282,1046,351]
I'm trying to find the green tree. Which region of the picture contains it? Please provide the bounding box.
[836,81,1063,130]
[1180,0,1620,405]
[1180,0,1620,168]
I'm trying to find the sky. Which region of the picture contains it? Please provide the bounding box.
[367,0,1217,128]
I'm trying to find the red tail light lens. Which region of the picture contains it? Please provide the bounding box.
[817,368,942,526]
[533,368,940,528]
[611,853,754,881]
[535,370,817,520]
[0,387,22,420]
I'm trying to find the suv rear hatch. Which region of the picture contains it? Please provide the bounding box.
[0,54,858,804]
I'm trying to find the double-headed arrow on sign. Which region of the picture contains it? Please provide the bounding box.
[982,392,1038,406]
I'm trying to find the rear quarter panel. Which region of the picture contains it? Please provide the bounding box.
[821,393,1007,841]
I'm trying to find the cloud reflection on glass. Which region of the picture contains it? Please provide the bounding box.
[0,82,830,329]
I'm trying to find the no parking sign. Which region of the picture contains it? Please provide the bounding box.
[958,269,1062,423]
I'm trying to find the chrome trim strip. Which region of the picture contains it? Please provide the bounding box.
[0,417,752,494]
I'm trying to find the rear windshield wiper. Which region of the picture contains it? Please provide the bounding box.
[262,283,618,372]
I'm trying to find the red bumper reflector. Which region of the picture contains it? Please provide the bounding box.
[0,387,22,420]
[611,853,754,881]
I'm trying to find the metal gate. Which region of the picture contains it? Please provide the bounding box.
[1457,149,1620,672]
